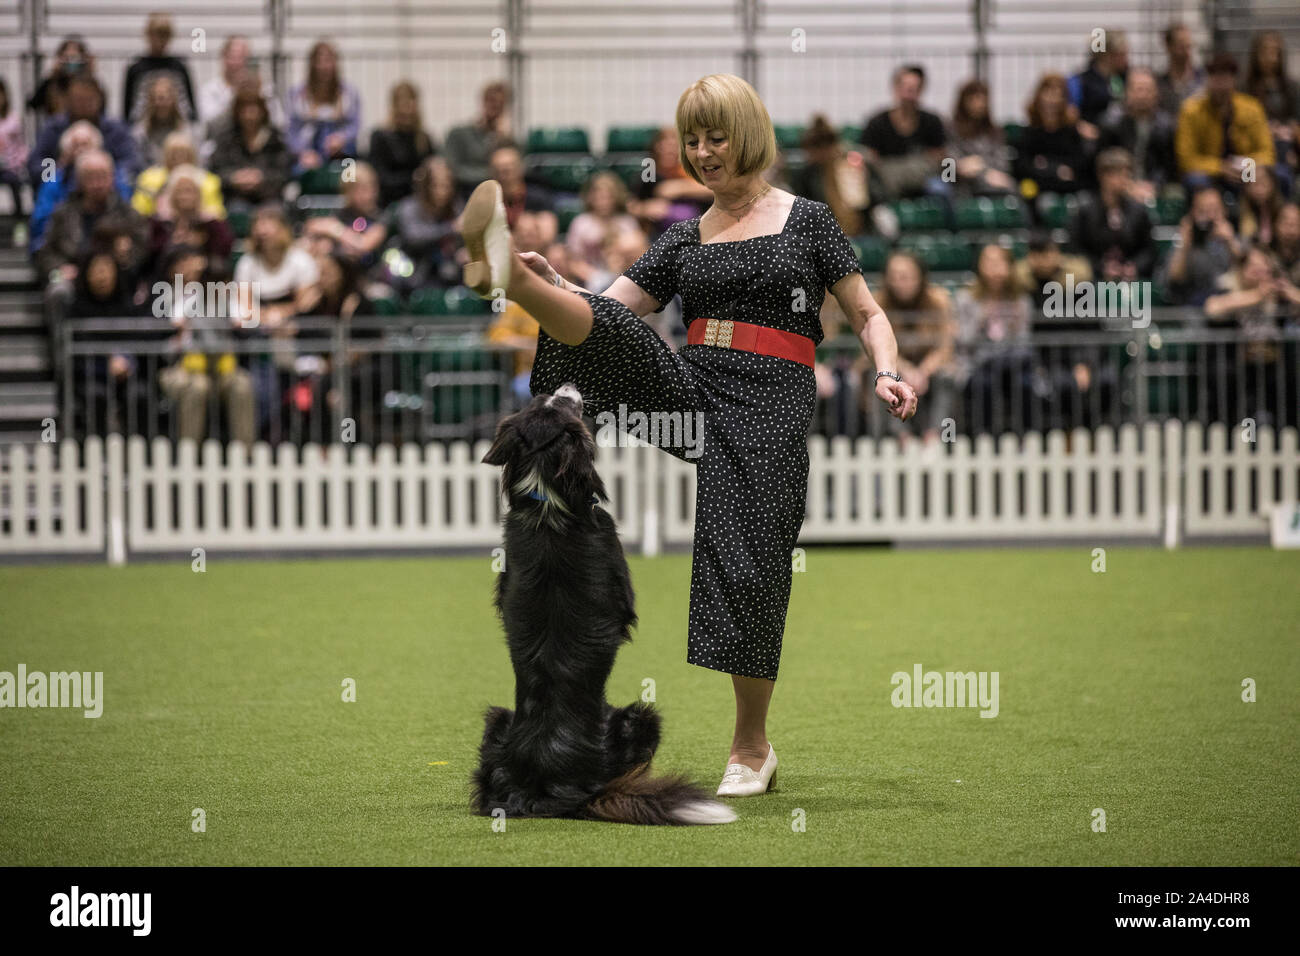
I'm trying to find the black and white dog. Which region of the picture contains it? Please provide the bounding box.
[473,383,734,825]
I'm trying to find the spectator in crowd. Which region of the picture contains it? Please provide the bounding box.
[1157,22,1205,117]
[564,171,640,282]
[368,81,436,210]
[27,36,96,123]
[0,78,29,218]
[1241,31,1299,187]
[859,64,947,202]
[1071,148,1157,280]
[157,244,256,445]
[626,126,713,233]
[231,205,320,439]
[303,160,387,270]
[955,244,1034,431]
[486,300,540,407]
[1068,27,1129,126]
[381,156,464,294]
[209,82,292,212]
[132,74,193,170]
[791,115,867,235]
[30,122,133,249]
[1017,231,1094,314]
[1015,73,1093,198]
[1097,67,1178,201]
[198,36,282,131]
[29,74,142,186]
[443,81,514,198]
[1158,185,1241,306]
[489,144,557,242]
[1175,52,1275,192]
[148,164,234,280]
[582,226,649,294]
[66,249,146,435]
[1204,244,1299,428]
[873,250,956,443]
[131,131,225,219]
[1269,201,1300,283]
[947,79,1016,196]
[122,12,198,123]
[1239,164,1284,245]
[286,40,361,173]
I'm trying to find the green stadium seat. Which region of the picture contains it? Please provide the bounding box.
[994,195,1029,228]
[955,197,998,230]
[370,293,402,316]
[526,127,590,154]
[773,125,805,150]
[298,162,345,195]
[1152,195,1187,226]
[526,155,597,193]
[228,209,251,239]
[1038,193,1079,229]
[407,287,490,317]
[554,195,585,234]
[605,156,648,190]
[606,126,658,153]
[839,125,863,145]
[1002,123,1026,148]
[891,197,946,230]
[853,235,889,272]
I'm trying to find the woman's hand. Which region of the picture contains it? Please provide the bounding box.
[518,250,557,286]
[876,377,918,421]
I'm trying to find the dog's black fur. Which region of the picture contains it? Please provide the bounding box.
[472,385,734,825]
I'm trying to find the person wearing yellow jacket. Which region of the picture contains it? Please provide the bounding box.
[1176,52,1276,191]
[131,130,226,218]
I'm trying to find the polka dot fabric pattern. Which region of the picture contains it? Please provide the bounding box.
[529,196,863,680]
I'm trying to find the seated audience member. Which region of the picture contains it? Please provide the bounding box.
[947,79,1016,196]
[149,165,234,279]
[369,81,436,209]
[1017,231,1094,314]
[66,249,146,433]
[1269,202,1300,283]
[791,115,868,234]
[1241,31,1299,185]
[626,126,714,233]
[1175,52,1274,192]
[955,244,1035,431]
[1157,22,1205,117]
[157,244,256,445]
[29,121,132,248]
[486,300,540,407]
[209,82,292,212]
[198,36,282,134]
[1157,185,1241,306]
[1239,165,1284,245]
[0,78,28,218]
[122,12,198,123]
[303,161,387,270]
[132,74,192,170]
[1015,73,1094,198]
[1071,148,1157,280]
[28,74,142,186]
[1097,67,1178,201]
[382,156,464,294]
[873,251,957,442]
[1204,244,1299,428]
[286,40,361,173]
[28,36,96,123]
[564,171,640,280]
[131,132,225,219]
[1068,28,1129,126]
[443,81,515,198]
[490,144,557,241]
[859,64,947,202]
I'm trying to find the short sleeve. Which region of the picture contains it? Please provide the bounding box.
[623,220,687,313]
[809,201,862,291]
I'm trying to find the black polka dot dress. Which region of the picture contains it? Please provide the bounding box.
[529,195,863,680]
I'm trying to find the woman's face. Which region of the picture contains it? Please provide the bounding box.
[1242,250,1273,286]
[171,178,200,213]
[588,177,615,215]
[237,101,262,130]
[1258,36,1281,74]
[347,173,378,212]
[393,88,417,126]
[1037,83,1064,121]
[149,79,177,116]
[683,126,731,188]
[964,89,988,120]
[254,215,288,252]
[313,46,337,80]
[885,256,922,303]
[979,246,1010,288]
[1276,206,1300,244]
[429,164,453,206]
[87,255,115,297]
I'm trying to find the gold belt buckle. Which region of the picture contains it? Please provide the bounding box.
[702,318,734,347]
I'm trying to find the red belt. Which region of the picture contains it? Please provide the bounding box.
[686,317,815,367]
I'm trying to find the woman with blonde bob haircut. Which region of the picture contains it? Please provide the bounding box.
[459,73,917,802]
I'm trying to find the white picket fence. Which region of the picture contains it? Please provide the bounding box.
[1,422,1296,560]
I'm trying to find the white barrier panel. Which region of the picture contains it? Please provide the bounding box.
[0,438,104,554]
[1182,423,1300,538]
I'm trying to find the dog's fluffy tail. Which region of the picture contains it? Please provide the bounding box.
[581,765,737,826]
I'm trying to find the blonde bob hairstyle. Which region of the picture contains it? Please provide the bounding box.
[675,74,777,186]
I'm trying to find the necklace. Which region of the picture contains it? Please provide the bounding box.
[717,182,771,218]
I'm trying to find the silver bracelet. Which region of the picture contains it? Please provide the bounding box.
[875,370,902,384]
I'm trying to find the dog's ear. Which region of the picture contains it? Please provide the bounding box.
[482,418,520,467]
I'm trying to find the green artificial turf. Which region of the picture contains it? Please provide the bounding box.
[0,546,1297,866]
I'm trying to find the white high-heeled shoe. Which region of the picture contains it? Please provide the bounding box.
[461,179,512,298]
[716,743,777,797]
